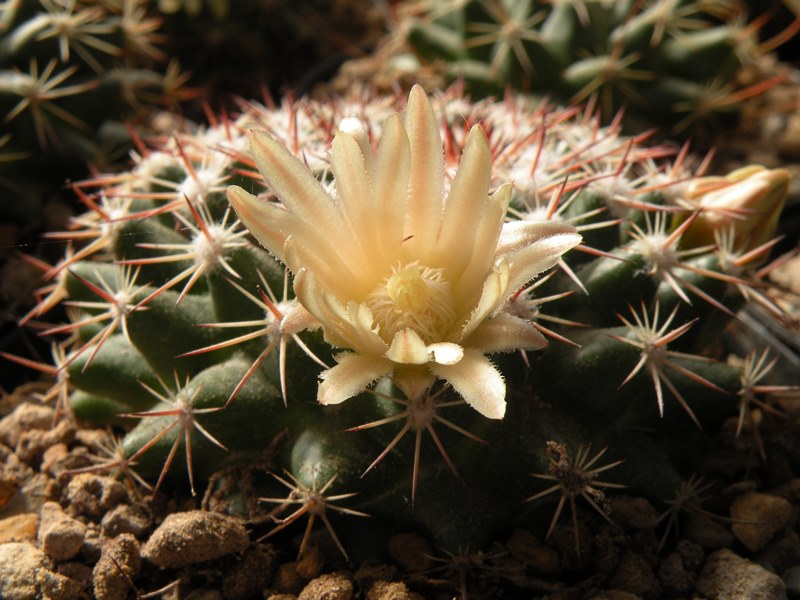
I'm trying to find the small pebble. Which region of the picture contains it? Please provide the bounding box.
[298,572,353,600]
[783,565,800,599]
[366,581,423,600]
[696,548,786,600]
[222,543,278,600]
[141,510,249,568]
[65,473,127,518]
[506,528,560,575]
[685,514,734,550]
[0,541,83,600]
[610,496,660,530]
[38,501,87,561]
[0,513,38,543]
[730,491,793,552]
[93,534,141,600]
[0,403,53,448]
[609,552,662,600]
[101,504,151,538]
[388,532,433,573]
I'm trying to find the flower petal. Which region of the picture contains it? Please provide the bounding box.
[427,342,464,365]
[403,85,444,255]
[452,183,512,304]
[386,328,431,364]
[318,353,392,405]
[498,221,582,296]
[373,114,410,257]
[430,350,506,419]
[464,312,548,353]
[249,130,342,232]
[226,186,290,259]
[435,125,493,274]
[458,259,510,340]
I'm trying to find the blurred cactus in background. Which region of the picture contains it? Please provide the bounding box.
[394,0,795,135]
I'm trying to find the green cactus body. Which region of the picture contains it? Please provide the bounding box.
[404,0,772,133]
[18,85,794,555]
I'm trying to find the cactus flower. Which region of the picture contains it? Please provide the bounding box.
[227,86,581,419]
[676,165,790,252]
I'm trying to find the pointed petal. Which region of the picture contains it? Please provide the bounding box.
[386,328,431,365]
[458,259,510,340]
[500,221,582,295]
[430,350,506,419]
[318,353,392,405]
[226,186,290,259]
[436,125,493,273]
[331,131,377,273]
[453,183,512,304]
[403,85,444,254]
[465,312,548,353]
[373,114,410,256]
[427,342,464,365]
[249,130,342,232]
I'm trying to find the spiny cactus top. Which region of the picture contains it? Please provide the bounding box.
[227,86,582,418]
[11,81,797,554]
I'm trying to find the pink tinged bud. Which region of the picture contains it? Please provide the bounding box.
[677,166,790,251]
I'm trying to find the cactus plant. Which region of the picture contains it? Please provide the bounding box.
[400,0,793,134]
[13,85,797,557]
[0,0,194,226]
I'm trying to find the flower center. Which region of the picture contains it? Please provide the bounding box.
[367,262,455,343]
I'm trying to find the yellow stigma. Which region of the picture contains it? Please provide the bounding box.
[367,262,455,343]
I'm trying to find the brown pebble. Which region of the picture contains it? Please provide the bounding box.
[696,548,785,600]
[93,534,141,600]
[101,504,151,538]
[0,403,53,448]
[685,514,734,550]
[16,419,75,465]
[298,572,353,600]
[610,496,660,530]
[506,529,560,575]
[38,501,87,561]
[366,581,423,600]
[387,532,433,573]
[222,543,278,600]
[141,510,249,568]
[0,541,83,600]
[66,473,127,518]
[730,491,793,552]
[609,552,662,600]
[657,552,695,596]
[274,561,306,595]
[296,544,324,580]
[0,513,38,543]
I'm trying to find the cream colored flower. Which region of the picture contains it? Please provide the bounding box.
[227,86,581,419]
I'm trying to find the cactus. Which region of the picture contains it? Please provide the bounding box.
[0,0,193,226]
[400,0,792,134]
[14,85,797,557]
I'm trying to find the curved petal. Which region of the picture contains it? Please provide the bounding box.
[249,130,342,232]
[435,125,493,274]
[318,353,392,405]
[403,85,444,255]
[504,229,582,297]
[464,312,548,353]
[427,342,464,365]
[226,186,291,260]
[331,131,377,274]
[457,259,510,340]
[430,350,506,419]
[386,328,431,365]
[373,114,411,257]
[452,183,511,304]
